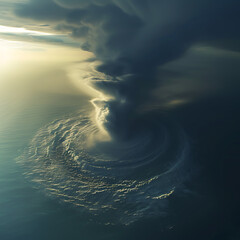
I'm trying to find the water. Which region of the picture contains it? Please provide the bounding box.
[0,73,181,239]
[0,89,97,239]
[0,90,159,239]
[0,72,239,240]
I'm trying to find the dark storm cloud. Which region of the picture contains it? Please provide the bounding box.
[15,0,240,75]
[15,0,69,21]
[14,0,240,136]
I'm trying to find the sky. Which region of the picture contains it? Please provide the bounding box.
[0,0,240,239]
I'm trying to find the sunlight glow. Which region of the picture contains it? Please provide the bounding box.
[0,25,54,36]
[0,39,14,66]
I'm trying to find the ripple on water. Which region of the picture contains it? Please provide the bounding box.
[18,111,189,225]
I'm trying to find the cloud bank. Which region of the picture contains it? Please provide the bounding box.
[15,0,240,69]
[14,0,240,137]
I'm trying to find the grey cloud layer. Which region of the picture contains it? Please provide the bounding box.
[15,0,240,76]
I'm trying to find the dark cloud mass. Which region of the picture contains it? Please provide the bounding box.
[13,0,240,164]
[14,0,240,142]
[15,0,240,69]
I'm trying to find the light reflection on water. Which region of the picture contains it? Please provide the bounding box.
[0,88,107,240]
[0,63,187,239]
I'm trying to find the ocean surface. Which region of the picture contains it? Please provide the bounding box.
[0,73,239,240]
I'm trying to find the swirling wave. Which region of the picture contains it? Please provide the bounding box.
[19,110,189,225]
